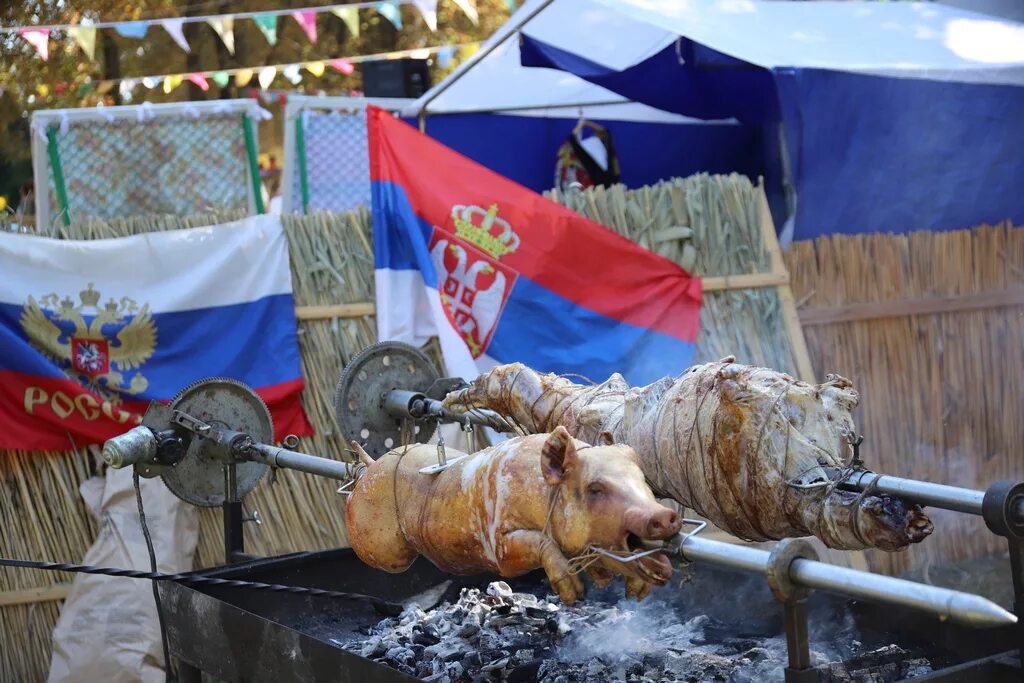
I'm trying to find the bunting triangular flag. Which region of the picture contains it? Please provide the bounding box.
[208,17,235,55]
[212,71,230,88]
[305,61,326,77]
[412,0,438,32]
[328,58,355,75]
[332,8,360,38]
[293,11,318,43]
[118,79,137,101]
[163,74,183,93]
[235,68,254,86]
[283,64,302,84]
[161,18,190,53]
[115,21,150,39]
[187,73,210,91]
[68,24,96,60]
[142,76,161,89]
[18,29,49,61]
[258,66,277,89]
[254,14,278,46]
[451,0,479,25]
[376,3,403,30]
[436,45,455,69]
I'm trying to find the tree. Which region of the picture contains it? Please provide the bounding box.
[0,1,511,209]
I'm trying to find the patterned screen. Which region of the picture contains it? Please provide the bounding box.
[42,111,255,225]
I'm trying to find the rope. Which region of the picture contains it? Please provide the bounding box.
[0,557,403,616]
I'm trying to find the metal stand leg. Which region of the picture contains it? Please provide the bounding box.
[223,500,244,564]
[783,599,818,683]
[767,539,820,683]
[1006,537,1024,664]
[982,481,1024,667]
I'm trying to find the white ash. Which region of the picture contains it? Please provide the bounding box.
[344,581,932,682]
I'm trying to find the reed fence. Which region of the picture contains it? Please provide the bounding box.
[786,222,1024,576]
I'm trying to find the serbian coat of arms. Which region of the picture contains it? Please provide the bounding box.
[429,204,520,358]
[20,283,157,400]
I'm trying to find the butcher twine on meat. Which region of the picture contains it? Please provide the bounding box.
[443,357,934,552]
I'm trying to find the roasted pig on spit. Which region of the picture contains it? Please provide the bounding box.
[345,427,682,603]
[443,358,934,552]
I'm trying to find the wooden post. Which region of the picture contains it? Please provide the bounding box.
[756,188,816,384]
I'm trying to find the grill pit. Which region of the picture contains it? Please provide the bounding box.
[160,547,1019,682]
[345,578,935,682]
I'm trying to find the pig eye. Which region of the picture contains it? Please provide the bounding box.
[587,483,605,497]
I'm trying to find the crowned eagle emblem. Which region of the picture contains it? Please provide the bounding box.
[429,204,520,358]
[20,283,157,401]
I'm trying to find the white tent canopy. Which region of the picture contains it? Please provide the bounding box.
[401,0,716,124]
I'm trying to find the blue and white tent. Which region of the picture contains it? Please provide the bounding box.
[402,0,763,194]
[516,0,1024,240]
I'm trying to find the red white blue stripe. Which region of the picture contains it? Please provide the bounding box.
[368,106,701,386]
[0,215,311,450]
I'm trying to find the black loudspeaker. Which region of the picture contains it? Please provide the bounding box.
[361,59,432,98]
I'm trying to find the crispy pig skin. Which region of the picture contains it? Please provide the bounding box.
[345,427,682,603]
[443,359,933,551]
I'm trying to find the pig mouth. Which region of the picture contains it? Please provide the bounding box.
[612,532,673,585]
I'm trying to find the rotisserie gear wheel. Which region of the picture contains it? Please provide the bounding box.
[157,377,274,507]
[334,341,439,459]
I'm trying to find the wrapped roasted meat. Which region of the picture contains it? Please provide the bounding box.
[443,358,934,551]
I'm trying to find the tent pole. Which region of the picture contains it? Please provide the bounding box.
[416,0,558,131]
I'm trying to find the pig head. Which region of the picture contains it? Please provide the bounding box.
[345,426,681,603]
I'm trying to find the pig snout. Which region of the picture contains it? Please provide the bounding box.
[626,506,682,541]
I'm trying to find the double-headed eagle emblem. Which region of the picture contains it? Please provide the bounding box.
[20,283,157,401]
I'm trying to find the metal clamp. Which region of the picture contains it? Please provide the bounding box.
[242,510,262,526]
[767,538,820,603]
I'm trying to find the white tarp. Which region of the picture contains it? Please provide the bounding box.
[48,465,199,683]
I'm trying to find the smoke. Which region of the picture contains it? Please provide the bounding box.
[552,564,866,680]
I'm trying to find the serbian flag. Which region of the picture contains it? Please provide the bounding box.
[0,215,312,450]
[368,106,701,385]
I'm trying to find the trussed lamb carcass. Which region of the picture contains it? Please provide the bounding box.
[443,359,934,552]
[345,427,681,603]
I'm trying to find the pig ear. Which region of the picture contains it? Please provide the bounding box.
[596,431,615,446]
[541,426,579,485]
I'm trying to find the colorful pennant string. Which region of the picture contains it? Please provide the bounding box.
[254,14,278,46]
[293,11,318,43]
[68,24,96,60]
[376,3,403,30]
[19,28,50,61]
[412,0,438,32]
[161,18,190,53]
[114,21,149,39]
[207,17,235,55]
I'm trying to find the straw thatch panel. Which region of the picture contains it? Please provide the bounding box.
[785,222,1024,576]
[549,175,798,375]
[1,173,803,680]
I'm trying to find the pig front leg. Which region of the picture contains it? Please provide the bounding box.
[497,530,584,604]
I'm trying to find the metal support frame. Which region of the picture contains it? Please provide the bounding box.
[415,0,558,132]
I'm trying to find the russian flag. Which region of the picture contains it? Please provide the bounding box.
[368,106,702,385]
[0,215,312,450]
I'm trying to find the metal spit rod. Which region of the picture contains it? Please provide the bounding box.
[245,444,360,482]
[842,470,987,515]
[384,390,517,433]
[669,533,1017,629]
